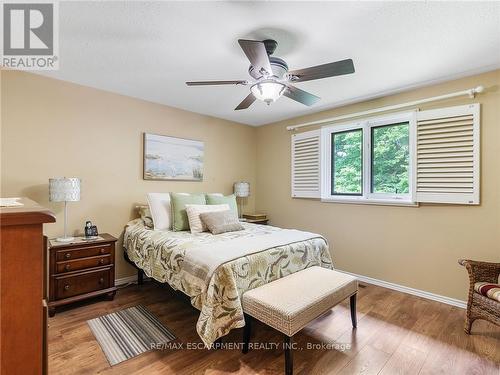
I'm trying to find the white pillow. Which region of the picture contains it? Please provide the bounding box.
[147,193,172,230]
[185,204,230,233]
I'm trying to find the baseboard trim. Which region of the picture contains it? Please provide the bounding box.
[338,270,467,309]
[115,271,466,309]
[115,275,138,286]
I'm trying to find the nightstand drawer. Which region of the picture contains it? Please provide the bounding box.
[56,254,112,273]
[55,268,111,299]
[56,244,111,261]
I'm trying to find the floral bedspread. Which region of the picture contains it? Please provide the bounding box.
[123,219,332,345]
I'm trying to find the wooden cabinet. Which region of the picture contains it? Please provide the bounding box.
[48,234,117,316]
[0,198,55,375]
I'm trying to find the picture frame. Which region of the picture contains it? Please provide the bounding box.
[143,133,204,181]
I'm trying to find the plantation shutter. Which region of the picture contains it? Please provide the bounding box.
[291,129,321,198]
[415,103,480,204]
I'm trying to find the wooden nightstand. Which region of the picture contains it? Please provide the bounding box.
[48,233,117,316]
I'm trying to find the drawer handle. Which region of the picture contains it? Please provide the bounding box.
[99,259,105,265]
[65,253,71,259]
[100,248,106,254]
[65,264,71,271]
[64,284,70,291]
[99,278,104,284]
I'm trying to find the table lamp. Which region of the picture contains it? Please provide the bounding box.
[233,181,250,218]
[49,177,80,242]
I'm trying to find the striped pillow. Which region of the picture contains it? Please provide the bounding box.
[185,204,230,233]
[474,282,500,302]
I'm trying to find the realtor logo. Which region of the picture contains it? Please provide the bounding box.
[1,2,59,70]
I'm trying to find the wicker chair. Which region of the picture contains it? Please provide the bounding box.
[459,259,500,334]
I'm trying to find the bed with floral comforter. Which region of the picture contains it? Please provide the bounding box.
[123,219,332,345]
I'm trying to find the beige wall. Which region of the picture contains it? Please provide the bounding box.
[2,69,499,301]
[256,69,500,301]
[0,70,256,279]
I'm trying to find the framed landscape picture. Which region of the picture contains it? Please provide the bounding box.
[143,133,204,181]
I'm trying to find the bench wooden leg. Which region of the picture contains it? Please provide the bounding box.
[242,314,251,354]
[284,335,293,375]
[350,293,357,328]
[137,269,144,285]
[213,337,222,350]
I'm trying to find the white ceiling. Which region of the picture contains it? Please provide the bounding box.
[37,1,500,126]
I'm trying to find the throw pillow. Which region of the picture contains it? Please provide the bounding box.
[170,193,206,231]
[200,210,244,235]
[206,194,238,217]
[185,204,230,233]
[137,205,153,228]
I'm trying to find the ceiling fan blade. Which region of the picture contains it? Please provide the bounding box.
[288,59,355,82]
[238,39,273,77]
[284,85,321,106]
[235,93,256,111]
[186,80,248,86]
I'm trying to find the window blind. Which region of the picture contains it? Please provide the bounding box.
[291,129,321,198]
[415,104,480,204]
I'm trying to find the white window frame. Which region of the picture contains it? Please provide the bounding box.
[321,111,417,206]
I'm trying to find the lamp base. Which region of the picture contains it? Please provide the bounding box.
[56,236,75,243]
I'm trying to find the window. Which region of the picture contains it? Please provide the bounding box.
[371,123,410,195]
[321,112,415,204]
[331,129,363,195]
[293,104,480,205]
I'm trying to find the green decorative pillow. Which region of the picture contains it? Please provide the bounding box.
[170,193,206,231]
[206,194,238,217]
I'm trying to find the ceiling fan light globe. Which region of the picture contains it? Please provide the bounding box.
[250,81,286,104]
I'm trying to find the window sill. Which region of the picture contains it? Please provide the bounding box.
[320,198,419,207]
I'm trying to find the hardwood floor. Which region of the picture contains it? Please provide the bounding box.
[48,281,500,374]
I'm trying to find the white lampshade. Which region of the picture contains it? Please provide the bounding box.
[234,182,250,198]
[49,177,81,202]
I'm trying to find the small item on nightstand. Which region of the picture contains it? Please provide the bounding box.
[243,213,268,225]
[84,220,99,238]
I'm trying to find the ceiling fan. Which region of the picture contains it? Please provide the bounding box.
[186,39,355,110]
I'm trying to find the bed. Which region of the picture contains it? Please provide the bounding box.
[123,219,332,345]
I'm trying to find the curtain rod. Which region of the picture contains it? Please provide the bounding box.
[286,85,484,131]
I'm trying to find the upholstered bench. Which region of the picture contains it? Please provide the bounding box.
[241,266,358,375]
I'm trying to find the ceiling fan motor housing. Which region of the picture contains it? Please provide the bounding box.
[248,56,289,80]
[263,39,278,55]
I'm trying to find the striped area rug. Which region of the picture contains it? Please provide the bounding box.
[88,305,176,366]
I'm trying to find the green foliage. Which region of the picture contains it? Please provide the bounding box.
[332,130,362,194]
[332,123,409,195]
[372,123,409,194]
